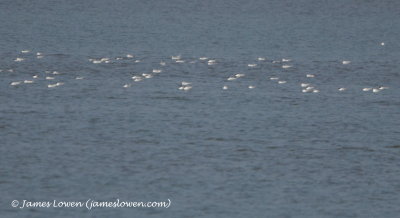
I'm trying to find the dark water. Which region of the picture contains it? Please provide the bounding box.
[1,0,400,217]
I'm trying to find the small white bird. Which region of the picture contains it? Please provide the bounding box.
[123,84,131,88]
[14,58,24,62]
[362,88,372,91]
[36,52,42,56]
[258,57,266,61]
[270,77,279,80]
[172,55,181,60]
[33,75,39,79]
[207,60,216,65]
[313,89,320,93]
[306,86,314,90]
[48,84,58,88]
[372,88,380,93]
[227,77,237,81]
[342,61,351,65]
[24,80,34,84]
[248,64,257,67]
[134,60,141,63]
[381,42,385,46]
[199,57,208,60]
[21,50,30,53]
[379,86,389,90]
[46,76,55,80]
[153,69,162,73]
[223,85,228,90]
[159,61,166,66]
[181,81,191,86]
[52,71,60,75]
[282,58,291,62]
[176,60,185,63]
[235,74,245,78]
[306,74,315,78]
[92,60,101,64]
[10,81,22,86]
[126,54,134,58]
[282,65,291,69]
[143,74,153,79]
[75,76,84,80]
[301,83,310,87]
[338,88,346,91]
[278,80,287,84]
[183,86,192,91]
[248,85,256,89]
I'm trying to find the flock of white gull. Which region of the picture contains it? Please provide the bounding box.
[4,47,390,94]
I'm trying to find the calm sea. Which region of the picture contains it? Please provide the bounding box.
[1,0,400,217]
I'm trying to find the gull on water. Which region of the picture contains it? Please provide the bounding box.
[282,58,291,62]
[21,50,30,53]
[126,54,134,58]
[176,60,185,63]
[199,57,208,60]
[282,65,291,69]
[75,77,84,80]
[142,74,153,79]
[10,81,22,86]
[47,82,63,88]
[33,75,39,79]
[301,83,310,87]
[381,42,385,46]
[24,80,34,84]
[362,88,372,91]
[235,74,245,78]
[153,69,162,73]
[248,64,257,67]
[258,57,266,61]
[208,60,216,65]
[46,76,55,80]
[270,77,279,80]
[248,85,256,89]
[172,55,181,60]
[227,76,237,81]
[123,84,131,88]
[36,52,42,56]
[160,61,166,66]
[278,80,287,84]
[179,81,192,91]
[338,88,346,91]
[135,60,141,63]
[379,86,389,90]
[306,74,315,78]
[223,85,228,90]
[372,88,380,93]
[342,61,351,65]
[14,58,24,62]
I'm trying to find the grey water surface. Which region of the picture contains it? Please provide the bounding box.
[1,0,400,217]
